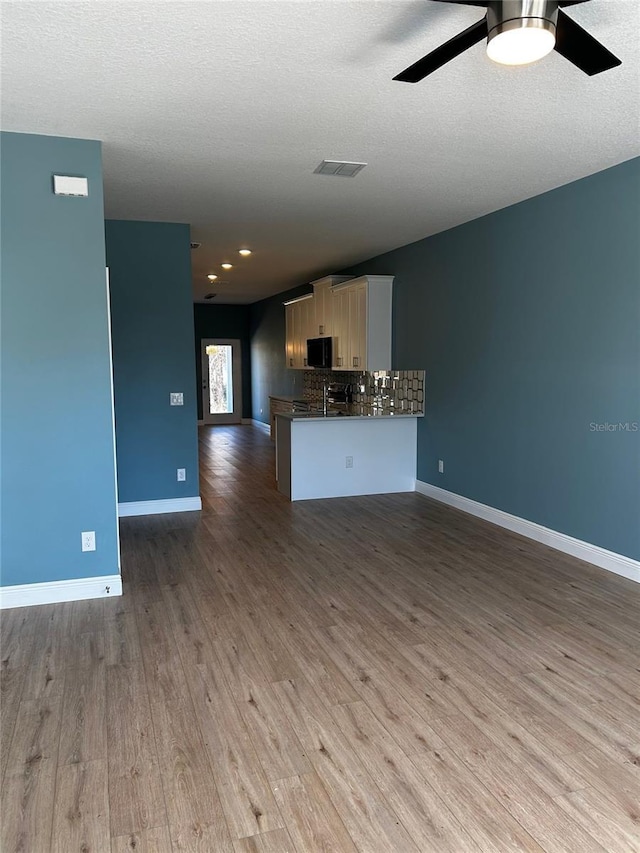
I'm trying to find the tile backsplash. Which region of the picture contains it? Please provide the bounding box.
[302,370,425,414]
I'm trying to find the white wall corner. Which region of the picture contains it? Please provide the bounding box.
[415,480,640,585]
[118,496,202,517]
[0,573,122,610]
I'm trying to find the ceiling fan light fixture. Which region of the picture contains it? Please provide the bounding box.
[487,17,556,66]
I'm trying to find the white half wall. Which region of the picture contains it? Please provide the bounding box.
[415,480,640,584]
[287,417,418,501]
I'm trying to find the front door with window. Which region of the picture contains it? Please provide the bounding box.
[201,338,242,424]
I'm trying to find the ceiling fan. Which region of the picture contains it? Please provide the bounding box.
[393,0,621,82]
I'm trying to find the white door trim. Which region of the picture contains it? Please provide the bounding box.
[105,267,122,571]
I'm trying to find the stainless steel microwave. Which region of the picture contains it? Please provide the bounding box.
[307,337,332,369]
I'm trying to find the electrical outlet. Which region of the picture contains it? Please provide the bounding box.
[170,392,184,406]
[81,531,96,552]
[345,456,354,468]
[177,468,186,481]
[438,459,444,474]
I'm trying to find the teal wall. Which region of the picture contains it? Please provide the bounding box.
[105,220,200,503]
[1,132,119,586]
[340,158,640,561]
[193,304,252,420]
[250,284,311,423]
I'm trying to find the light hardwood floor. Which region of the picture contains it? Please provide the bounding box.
[1,424,639,852]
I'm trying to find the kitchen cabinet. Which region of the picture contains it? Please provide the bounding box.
[285,303,296,369]
[331,284,363,369]
[311,276,349,338]
[331,286,349,368]
[299,296,314,367]
[331,275,393,371]
[284,274,392,371]
[284,276,350,369]
[284,294,313,369]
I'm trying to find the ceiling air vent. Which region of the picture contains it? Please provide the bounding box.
[204,292,217,300]
[314,160,367,178]
[190,242,201,250]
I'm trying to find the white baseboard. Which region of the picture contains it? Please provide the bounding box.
[415,480,640,584]
[0,573,122,610]
[198,419,251,426]
[118,496,202,517]
[251,419,271,433]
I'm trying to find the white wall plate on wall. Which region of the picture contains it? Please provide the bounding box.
[53,175,89,196]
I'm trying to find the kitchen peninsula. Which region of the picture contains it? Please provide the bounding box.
[276,271,425,500]
[275,403,423,501]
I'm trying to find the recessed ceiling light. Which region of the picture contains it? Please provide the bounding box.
[221,263,233,269]
[238,248,251,256]
[207,274,217,281]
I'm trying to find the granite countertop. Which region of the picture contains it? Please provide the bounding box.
[275,403,423,422]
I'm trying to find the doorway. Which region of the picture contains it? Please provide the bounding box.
[201,338,242,424]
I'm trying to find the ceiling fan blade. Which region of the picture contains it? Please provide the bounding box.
[554,8,621,75]
[394,17,487,82]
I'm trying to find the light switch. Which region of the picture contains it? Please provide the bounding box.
[170,392,184,406]
[53,175,89,196]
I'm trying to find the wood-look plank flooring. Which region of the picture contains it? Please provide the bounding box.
[2,424,639,852]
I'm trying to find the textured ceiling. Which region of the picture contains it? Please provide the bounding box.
[2,0,639,304]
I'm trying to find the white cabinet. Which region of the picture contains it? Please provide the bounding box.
[331,286,349,368]
[315,285,331,337]
[310,275,350,337]
[284,275,392,371]
[284,294,314,369]
[331,284,361,370]
[348,281,366,370]
[299,297,313,368]
[285,302,297,369]
[331,275,393,371]
[284,277,350,369]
